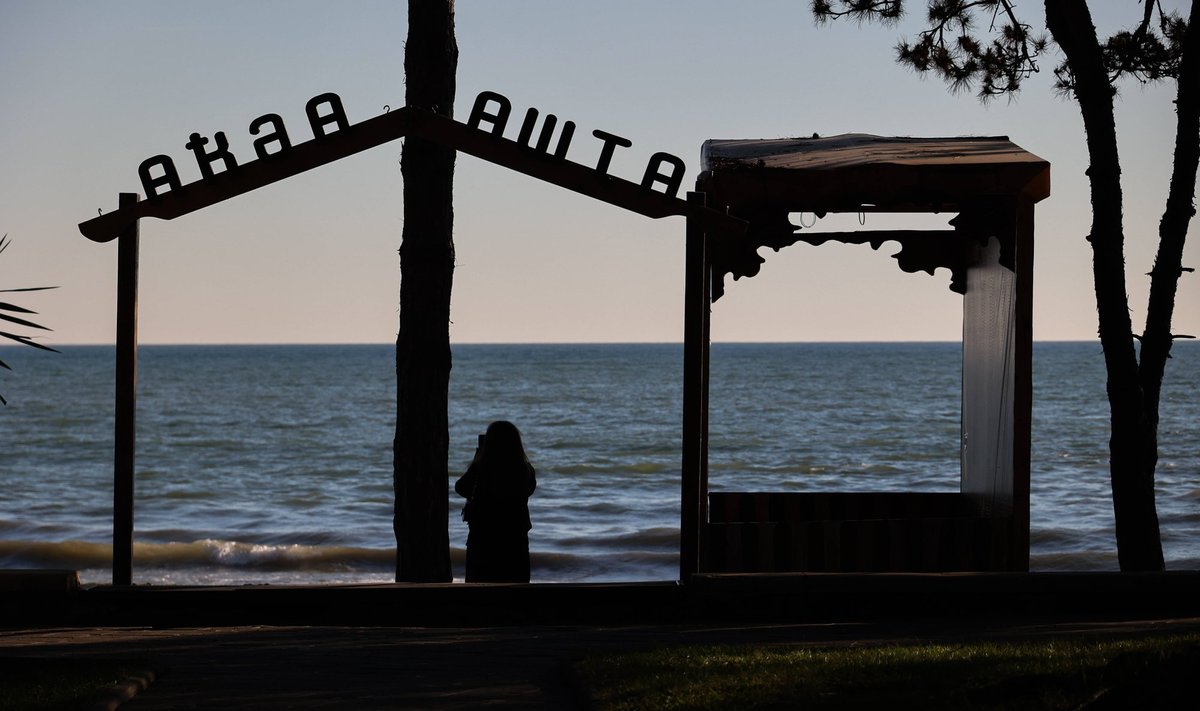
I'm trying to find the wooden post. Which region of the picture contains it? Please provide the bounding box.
[113,192,140,586]
[699,198,711,574]
[680,190,710,581]
[1012,197,1035,571]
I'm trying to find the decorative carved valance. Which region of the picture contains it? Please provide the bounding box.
[697,134,1049,299]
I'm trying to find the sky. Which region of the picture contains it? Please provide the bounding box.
[1,0,1196,345]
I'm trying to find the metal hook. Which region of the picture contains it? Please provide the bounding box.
[98,208,103,215]
[383,104,390,113]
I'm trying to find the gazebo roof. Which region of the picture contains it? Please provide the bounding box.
[694,134,1051,296]
[699,133,1050,212]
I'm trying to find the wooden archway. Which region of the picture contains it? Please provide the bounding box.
[78,89,746,585]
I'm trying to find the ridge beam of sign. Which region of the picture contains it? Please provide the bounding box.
[79,91,746,243]
[79,97,412,243]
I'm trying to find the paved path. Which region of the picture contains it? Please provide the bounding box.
[3,616,1199,709]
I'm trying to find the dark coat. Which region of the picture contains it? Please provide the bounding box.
[455,461,537,582]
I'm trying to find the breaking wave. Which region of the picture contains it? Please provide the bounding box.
[0,538,394,573]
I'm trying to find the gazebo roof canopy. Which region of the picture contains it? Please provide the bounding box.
[695,134,1050,296]
[700,133,1050,213]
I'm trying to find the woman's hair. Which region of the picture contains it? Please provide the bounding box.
[481,420,529,467]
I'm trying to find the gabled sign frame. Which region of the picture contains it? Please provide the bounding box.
[79,90,746,585]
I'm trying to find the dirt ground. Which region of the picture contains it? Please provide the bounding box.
[4,616,1199,709]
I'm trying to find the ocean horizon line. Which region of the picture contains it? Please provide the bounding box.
[2,339,1145,348]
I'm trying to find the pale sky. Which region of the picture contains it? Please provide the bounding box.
[2,0,1196,344]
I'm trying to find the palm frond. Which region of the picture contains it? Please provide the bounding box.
[0,330,60,353]
[0,234,59,404]
[0,287,59,293]
[0,312,51,331]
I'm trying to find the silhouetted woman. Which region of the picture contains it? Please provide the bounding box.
[455,420,537,582]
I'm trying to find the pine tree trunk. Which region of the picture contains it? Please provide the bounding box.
[1137,0,1200,566]
[1045,0,1164,571]
[394,0,457,582]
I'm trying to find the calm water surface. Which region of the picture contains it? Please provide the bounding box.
[1,342,1196,584]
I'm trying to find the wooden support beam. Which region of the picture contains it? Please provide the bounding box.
[1012,197,1036,571]
[113,192,139,586]
[680,191,710,582]
[699,200,712,575]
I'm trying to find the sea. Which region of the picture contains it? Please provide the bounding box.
[2,342,1197,586]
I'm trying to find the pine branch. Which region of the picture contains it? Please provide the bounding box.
[814,0,1046,100]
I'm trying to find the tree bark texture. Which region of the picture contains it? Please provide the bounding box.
[1045,0,1164,570]
[394,0,458,582]
[1139,0,1200,514]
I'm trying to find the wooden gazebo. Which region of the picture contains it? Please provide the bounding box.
[679,134,1050,577]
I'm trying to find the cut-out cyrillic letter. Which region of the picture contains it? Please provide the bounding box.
[138,155,183,198]
[306,93,349,138]
[467,90,512,136]
[249,113,292,159]
[592,129,633,176]
[516,108,574,159]
[184,132,238,180]
[641,152,686,198]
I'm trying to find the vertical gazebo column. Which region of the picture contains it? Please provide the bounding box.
[1011,197,1036,570]
[959,198,1034,571]
[680,190,711,580]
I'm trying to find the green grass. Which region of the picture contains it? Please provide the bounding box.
[574,632,1200,710]
[0,657,149,711]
